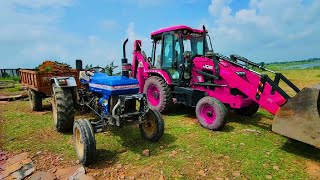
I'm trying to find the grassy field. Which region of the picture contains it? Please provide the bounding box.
[266,61,320,71]
[0,69,320,179]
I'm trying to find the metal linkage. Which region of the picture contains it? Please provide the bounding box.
[214,53,261,75]
[255,74,267,100]
[230,54,276,74]
[196,70,219,80]
[214,53,300,100]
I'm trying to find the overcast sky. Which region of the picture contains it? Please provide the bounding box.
[0,0,319,68]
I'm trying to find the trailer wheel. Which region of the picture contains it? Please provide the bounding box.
[28,89,42,111]
[143,76,172,113]
[73,119,96,165]
[52,86,75,132]
[196,96,227,130]
[139,109,164,142]
[235,101,259,116]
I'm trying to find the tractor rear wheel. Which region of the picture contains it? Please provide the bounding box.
[52,86,75,132]
[196,96,227,130]
[143,76,172,113]
[73,119,96,165]
[139,109,164,142]
[235,101,259,116]
[28,89,42,111]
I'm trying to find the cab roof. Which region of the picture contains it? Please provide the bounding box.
[151,25,204,37]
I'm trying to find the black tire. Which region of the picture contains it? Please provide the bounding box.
[143,76,172,113]
[52,86,75,132]
[139,109,164,142]
[235,101,259,116]
[195,96,227,130]
[73,119,96,165]
[28,89,42,111]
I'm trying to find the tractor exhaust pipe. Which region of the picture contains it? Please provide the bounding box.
[122,38,129,77]
[75,59,83,71]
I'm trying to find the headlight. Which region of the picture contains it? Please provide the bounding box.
[136,99,140,111]
[101,99,108,106]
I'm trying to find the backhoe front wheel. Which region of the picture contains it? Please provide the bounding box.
[139,109,164,142]
[52,86,75,132]
[73,119,96,165]
[28,89,42,111]
[235,101,259,116]
[143,76,172,113]
[196,96,227,130]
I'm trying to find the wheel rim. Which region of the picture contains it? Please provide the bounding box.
[142,111,157,137]
[75,126,84,159]
[147,84,160,106]
[52,96,58,126]
[199,104,216,125]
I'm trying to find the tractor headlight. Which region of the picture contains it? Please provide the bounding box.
[136,99,141,111]
[101,99,108,107]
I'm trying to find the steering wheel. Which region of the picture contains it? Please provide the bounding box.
[85,66,106,76]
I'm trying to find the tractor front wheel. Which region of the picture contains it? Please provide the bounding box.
[143,76,172,113]
[73,119,96,165]
[196,96,227,130]
[235,101,259,116]
[139,109,164,142]
[52,86,75,132]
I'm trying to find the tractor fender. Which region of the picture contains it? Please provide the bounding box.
[146,69,172,85]
[51,76,77,88]
[51,76,78,104]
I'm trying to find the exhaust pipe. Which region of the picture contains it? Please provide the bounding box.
[75,59,83,71]
[202,25,206,56]
[122,39,129,77]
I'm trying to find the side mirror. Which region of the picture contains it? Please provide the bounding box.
[147,57,152,63]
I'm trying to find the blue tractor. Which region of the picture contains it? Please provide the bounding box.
[51,40,164,165]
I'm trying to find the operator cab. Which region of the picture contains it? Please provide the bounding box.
[149,25,213,85]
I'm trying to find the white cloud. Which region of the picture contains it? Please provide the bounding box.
[101,20,119,31]
[125,22,152,58]
[207,0,320,61]
[208,0,232,17]
[0,1,121,69]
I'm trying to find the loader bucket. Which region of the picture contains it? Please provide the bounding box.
[272,84,320,147]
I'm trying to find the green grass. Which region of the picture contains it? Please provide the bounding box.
[265,60,320,71]
[0,84,23,96]
[0,76,20,82]
[1,69,320,179]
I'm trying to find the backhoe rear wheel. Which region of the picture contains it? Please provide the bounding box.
[52,86,75,132]
[196,96,227,130]
[28,89,42,111]
[73,119,96,165]
[143,76,172,113]
[235,101,259,116]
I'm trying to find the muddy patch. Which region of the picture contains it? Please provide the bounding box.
[306,161,320,179]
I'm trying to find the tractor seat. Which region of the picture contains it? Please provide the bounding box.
[90,73,139,86]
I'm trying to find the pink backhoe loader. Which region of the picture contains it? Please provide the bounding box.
[120,25,320,147]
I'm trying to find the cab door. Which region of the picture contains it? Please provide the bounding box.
[161,33,183,82]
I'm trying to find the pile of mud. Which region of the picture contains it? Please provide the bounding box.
[37,61,71,72]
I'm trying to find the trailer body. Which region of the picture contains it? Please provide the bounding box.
[20,69,79,97]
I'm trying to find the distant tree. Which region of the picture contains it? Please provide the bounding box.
[105,61,118,76]
[85,64,93,69]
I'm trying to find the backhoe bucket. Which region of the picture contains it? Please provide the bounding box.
[272,84,320,147]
